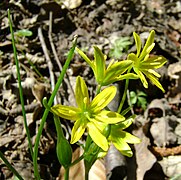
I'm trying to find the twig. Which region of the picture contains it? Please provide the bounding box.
[38,27,57,104]
[9,102,41,116]
[48,11,75,100]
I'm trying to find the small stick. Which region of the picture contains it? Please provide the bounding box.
[48,11,75,100]
[38,27,57,104]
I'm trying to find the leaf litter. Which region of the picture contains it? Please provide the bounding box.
[0,0,181,179]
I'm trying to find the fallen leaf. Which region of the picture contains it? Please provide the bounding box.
[133,123,157,180]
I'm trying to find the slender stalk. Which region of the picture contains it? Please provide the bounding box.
[64,168,69,180]
[85,169,89,180]
[0,151,23,180]
[96,85,102,94]
[70,154,84,167]
[53,115,64,140]
[8,9,34,159]
[84,161,90,180]
[33,36,77,179]
[117,78,129,113]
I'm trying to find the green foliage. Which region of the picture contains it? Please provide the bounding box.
[15,29,33,37]
[109,37,132,59]
[130,90,147,110]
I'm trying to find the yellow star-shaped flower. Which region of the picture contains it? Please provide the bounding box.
[51,76,125,151]
[128,30,167,92]
[76,46,138,86]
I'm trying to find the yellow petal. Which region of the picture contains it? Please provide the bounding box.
[93,46,106,83]
[95,110,125,124]
[75,76,90,109]
[87,122,108,151]
[142,56,167,69]
[103,60,133,85]
[51,105,80,120]
[111,130,140,157]
[75,47,94,69]
[147,69,161,78]
[134,68,148,88]
[133,32,142,57]
[71,118,86,144]
[117,73,139,81]
[90,86,116,112]
[112,138,133,157]
[139,30,155,60]
[143,71,165,92]
[122,131,141,144]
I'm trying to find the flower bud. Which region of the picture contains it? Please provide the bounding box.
[56,137,72,168]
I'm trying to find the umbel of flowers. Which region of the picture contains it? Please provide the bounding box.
[51,30,166,176]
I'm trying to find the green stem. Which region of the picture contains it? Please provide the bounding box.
[85,169,89,180]
[117,68,132,114]
[117,78,130,114]
[84,160,91,180]
[70,154,84,167]
[96,85,102,94]
[0,151,23,180]
[33,36,77,180]
[64,168,69,180]
[53,115,64,141]
[8,9,34,159]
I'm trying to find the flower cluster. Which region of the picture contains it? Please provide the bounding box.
[51,30,166,157]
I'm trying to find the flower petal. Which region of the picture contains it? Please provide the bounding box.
[76,47,94,69]
[111,130,140,157]
[93,46,106,83]
[112,116,135,130]
[51,105,80,120]
[143,71,165,92]
[133,32,142,57]
[90,86,116,112]
[147,69,161,78]
[141,56,167,69]
[139,30,155,60]
[111,136,133,157]
[95,110,125,124]
[134,68,148,88]
[76,76,90,109]
[122,131,141,144]
[103,60,133,85]
[70,118,86,144]
[87,122,108,151]
[117,73,139,81]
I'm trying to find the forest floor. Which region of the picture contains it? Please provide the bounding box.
[0,0,181,179]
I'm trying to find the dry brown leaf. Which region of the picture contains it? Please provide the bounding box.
[133,126,157,180]
[59,147,106,180]
[167,61,181,103]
